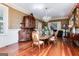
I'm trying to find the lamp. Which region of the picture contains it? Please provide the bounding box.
[63,24,68,37]
[68,24,73,35]
[68,25,73,28]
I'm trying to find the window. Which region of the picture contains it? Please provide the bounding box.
[0,4,8,35]
[49,22,61,30]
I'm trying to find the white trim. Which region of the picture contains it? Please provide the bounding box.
[48,16,68,22]
[0,29,19,48]
[50,16,68,20]
[4,3,31,15]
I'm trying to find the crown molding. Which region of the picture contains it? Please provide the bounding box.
[4,3,31,15]
[48,16,69,22]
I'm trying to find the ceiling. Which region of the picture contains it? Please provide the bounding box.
[8,3,76,22]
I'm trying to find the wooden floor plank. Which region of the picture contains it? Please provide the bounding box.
[0,39,79,56]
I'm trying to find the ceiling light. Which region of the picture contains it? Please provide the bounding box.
[43,16,51,22]
[33,4,44,10]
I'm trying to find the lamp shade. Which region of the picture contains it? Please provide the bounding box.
[68,25,73,28]
[63,24,68,29]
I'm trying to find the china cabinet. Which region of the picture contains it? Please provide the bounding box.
[19,14,35,41]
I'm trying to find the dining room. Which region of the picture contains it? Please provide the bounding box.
[0,3,79,56]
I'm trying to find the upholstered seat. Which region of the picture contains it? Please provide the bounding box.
[49,36,55,41]
[49,36,56,44]
[33,41,44,45]
[49,31,58,44]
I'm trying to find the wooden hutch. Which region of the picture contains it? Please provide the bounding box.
[19,14,35,42]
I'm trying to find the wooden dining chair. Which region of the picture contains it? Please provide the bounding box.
[32,31,44,52]
[49,31,58,45]
[49,36,56,44]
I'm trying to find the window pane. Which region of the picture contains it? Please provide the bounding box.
[0,22,4,33]
[0,7,3,21]
[0,17,3,20]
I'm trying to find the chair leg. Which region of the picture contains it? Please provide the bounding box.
[55,40,57,44]
[43,43,44,48]
[48,41,50,45]
[32,43,34,52]
[38,45,40,52]
[32,43,34,48]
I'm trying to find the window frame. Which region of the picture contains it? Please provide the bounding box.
[0,4,8,35]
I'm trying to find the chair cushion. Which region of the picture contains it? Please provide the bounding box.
[34,41,44,45]
[49,36,55,41]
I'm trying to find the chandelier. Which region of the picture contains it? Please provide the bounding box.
[42,8,51,22]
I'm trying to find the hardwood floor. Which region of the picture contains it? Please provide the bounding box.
[0,39,79,56]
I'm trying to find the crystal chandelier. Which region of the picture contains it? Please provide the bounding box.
[43,8,51,22]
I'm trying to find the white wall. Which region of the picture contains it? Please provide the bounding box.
[0,29,19,48]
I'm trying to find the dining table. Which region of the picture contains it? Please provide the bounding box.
[40,35,50,44]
